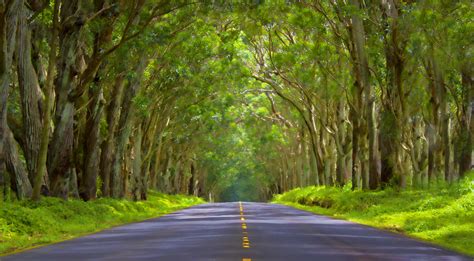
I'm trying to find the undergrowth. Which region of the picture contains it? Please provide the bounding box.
[272,172,474,256]
[0,191,204,255]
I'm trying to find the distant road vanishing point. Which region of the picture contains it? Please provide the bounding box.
[3,202,471,261]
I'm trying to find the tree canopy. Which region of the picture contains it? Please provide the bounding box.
[0,0,472,202]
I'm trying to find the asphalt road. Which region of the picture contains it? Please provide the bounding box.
[2,202,471,261]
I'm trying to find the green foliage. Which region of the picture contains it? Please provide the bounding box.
[132,93,152,119]
[273,173,474,255]
[0,192,204,255]
[459,171,474,194]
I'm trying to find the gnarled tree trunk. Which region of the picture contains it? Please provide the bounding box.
[47,0,84,199]
[0,0,32,199]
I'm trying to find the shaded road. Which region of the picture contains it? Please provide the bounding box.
[2,202,471,261]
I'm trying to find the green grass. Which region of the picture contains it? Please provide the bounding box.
[0,191,204,255]
[272,172,474,256]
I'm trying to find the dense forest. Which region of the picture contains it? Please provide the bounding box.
[0,0,472,202]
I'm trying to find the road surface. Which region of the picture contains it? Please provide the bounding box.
[2,202,471,260]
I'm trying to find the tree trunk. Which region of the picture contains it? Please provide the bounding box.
[335,102,347,186]
[431,56,451,182]
[16,5,43,185]
[172,159,181,193]
[0,0,26,199]
[69,168,79,198]
[309,142,319,186]
[33,0,58,200]
[350,104,361,189]
[380,109,397,186]
[457,64,473,177]
[161,147,172,193]
[349,0,376,190]
[380,0,407,188]
[5,126,32,199]
[99,75,125,197]
[111,113,132,198]
[0,0,12,194]
[188,161,195,195]
[48,102,75,198]
[130,126,142,201]
[110,58,147,198]
[80,85,104,200]
[149,136,164,190]
[48,0,84,199]
[368,95,379,189]
[425,52,448,184]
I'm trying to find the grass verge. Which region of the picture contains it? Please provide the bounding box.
[0,191,204,255]
[272,172,474,256]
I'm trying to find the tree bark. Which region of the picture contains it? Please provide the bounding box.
[99,75,125,197]
[110,57,147,198]
[346,0,375,190]
[380,0,407,188]
[0,0,28,199]
[130,126,142,201]
[5,126,32,198]
[457,63,473,177]
[80,84,104,200]
[33,0,59,200]
[48,0,84,199]
[16,5,43,185]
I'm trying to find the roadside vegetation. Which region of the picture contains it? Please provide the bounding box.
[273,172,474,256]
[0,192,203,255]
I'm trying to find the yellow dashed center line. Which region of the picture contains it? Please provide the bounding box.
[239,201,252,261]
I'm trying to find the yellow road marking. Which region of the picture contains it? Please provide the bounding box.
[243,259,251,261]
[239,202,251,253]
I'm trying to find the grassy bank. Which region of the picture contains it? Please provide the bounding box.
[0,191,204,255]
[272,173,474,256]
